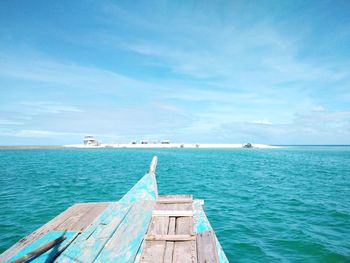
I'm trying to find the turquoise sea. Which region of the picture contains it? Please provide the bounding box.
[0,147,349,262]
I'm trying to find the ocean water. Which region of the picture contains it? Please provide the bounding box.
[0,147,349,262]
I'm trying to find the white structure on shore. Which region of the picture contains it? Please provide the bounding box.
[83,135,100,146]
[63,137,281,149]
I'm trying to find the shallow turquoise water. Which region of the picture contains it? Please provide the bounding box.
[0,147,349,262]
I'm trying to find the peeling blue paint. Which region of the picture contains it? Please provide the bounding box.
[193,201,229,263]
[7,231,76,263]
[119,172,158,203]
[56,171,157,263]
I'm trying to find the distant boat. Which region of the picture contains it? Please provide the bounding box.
[83,135,100,146]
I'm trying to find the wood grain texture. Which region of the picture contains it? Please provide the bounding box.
[55,202,110,232]
[157,195,192,201]
[68,202,110,232]
[0,202,109,262]
[173,217,197,263]
[95,201,155,263]
[56,202,131,263]
[153,210,193,217]
[196,231,219,263]
[156,199,193,204]
[119,173,158,203]
[163,217,176,263]
[140,217,169,263]
[140,196,198,263]
[155,203,193,211]
[6,231,77,263]
[54,203,94,232]
[176,217,194,235]
[193,200,229,263]
[148,216,170,235]
[144,235,195,241]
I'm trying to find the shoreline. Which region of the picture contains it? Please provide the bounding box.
[63,143,282,149]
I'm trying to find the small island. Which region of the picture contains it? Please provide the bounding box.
[63,135,281,149]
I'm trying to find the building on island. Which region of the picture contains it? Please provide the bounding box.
[83,135,100,146]
[161,140,170,144]
[140,140,148,144]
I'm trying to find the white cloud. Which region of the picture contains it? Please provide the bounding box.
[0,118,23,125]
[166,89,258,103]
[0,51,162,98]
[251,120,273,125]
[312,105,325,112]
[0,129,126,142]
[0,2,349,145]
[155,102,183,113]
[21,102,83,114]
[13,130,83,137]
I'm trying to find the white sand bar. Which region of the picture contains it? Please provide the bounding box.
[63,143,282,149]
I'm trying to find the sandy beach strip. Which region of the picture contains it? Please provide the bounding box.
[63,143,282,149]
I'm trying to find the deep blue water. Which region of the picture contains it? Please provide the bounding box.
[0,147,349,262]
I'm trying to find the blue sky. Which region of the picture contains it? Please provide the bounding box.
[0,0,350,145]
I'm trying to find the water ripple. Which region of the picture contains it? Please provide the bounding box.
[0,147,350,262]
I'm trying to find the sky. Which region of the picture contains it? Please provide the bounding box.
[0,0,350,145]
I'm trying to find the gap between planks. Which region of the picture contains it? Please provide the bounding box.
[152,210,193,217]
[144,234,196,241]
[0,202,110,262]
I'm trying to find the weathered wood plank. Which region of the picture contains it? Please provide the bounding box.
[53,203,94,232]
[55,202,109,232]
[193,200,229,263]
[167,217,176,235]
[0,202,106,262]
[56,202,131,263]
[139,241,165,263]
[119,173,158,203]
[156,199,193,204]
[68,202,110,232]
[173,217,197,263]
[176,217,194,235]
[147,216,170,235]
[140,217,169,263]
[172,240,197,263]
[155,203,193,211]
[153,210,193,217]
[6,231,77,263]
[58,169,158,262]
[196,231,219,263]
[95,201,155,263]
[149,156,158,174]
[144,234,195,241]
[163,217,176,263]
[157,195,192,201]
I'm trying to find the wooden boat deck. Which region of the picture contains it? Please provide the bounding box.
[1,157,228,263]
[140,195,197,263]
[0,202,110,262]
[1,197,219,263]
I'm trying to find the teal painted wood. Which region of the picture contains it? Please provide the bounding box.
[193,201,229,263]
[56,202,131,263]
[7,231,76,263]
[94,200,155,263]
[119,172,158,203]
[56,172,157,262]
[133,239,146,263]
